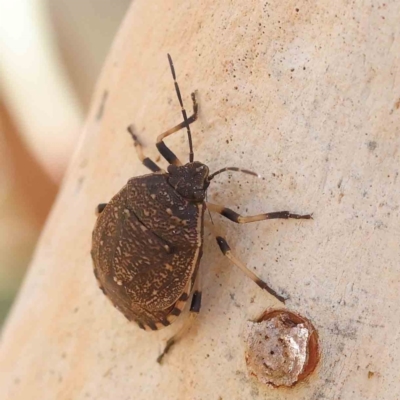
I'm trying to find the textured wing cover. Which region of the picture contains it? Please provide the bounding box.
[92,173,204,324]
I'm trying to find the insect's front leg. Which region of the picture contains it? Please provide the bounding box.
[127,126,165,173]
[156,92,198,166]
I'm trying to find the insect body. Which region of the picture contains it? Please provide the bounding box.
[92,164,207,330]
[91,55,311,360]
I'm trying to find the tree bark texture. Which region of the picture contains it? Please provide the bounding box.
[1,1,400,399]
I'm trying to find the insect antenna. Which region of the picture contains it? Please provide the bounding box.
[208,167,260,181]
[167,54,194,163]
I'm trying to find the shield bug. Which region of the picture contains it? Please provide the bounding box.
[91,54,312,362]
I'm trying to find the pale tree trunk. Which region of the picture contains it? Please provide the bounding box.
[1,1,400,399]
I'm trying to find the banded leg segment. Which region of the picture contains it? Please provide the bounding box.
[157,272,202,364]
[127,126,164,173]
[207,203,312,223]
[156,92,198,166]
[216,236,286,303]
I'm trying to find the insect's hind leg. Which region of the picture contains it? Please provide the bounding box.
[127,125,165,173]
[157,272,202,364]
[215,236,286,303]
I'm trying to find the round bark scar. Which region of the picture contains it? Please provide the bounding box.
[244,309,319,387]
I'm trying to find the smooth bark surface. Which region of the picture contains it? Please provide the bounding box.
[1,1,400,399]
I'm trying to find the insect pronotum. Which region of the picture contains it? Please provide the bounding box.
[91,54,312,363]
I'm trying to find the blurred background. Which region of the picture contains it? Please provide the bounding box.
[0,0,131,326]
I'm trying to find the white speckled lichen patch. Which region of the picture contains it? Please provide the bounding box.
[244,310,320,387]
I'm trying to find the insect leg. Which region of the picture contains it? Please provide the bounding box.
[215,236,286,303]
[95,203,108,216]
[206,203,312,223]
[127,125,165,173]
[157,273,202,364]
[156,92,198,166]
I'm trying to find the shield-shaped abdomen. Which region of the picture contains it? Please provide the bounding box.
[91,173,204,329]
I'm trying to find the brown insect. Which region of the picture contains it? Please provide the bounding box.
[91,54,312,362]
